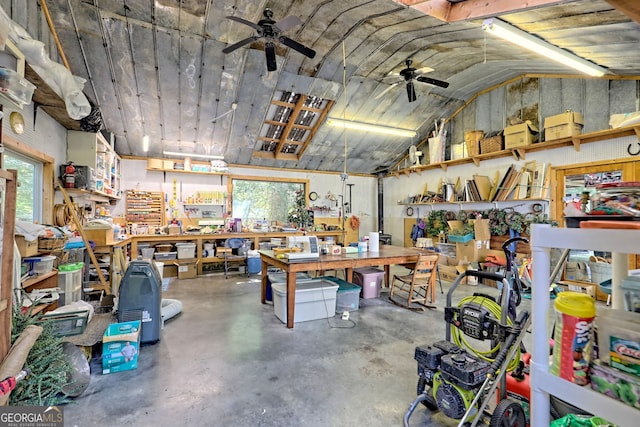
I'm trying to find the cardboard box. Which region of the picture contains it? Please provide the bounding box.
[544,111,584,141]
[84,227,114,246]
[167,225,181,235]
[504,121,538,149]
[175,260,198,279]
[456,239,490,263]
[15,235,38,257]
[102,320,141,374]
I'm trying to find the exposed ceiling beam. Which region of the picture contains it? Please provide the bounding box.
[395,0,571,22]
[606,0,640,23]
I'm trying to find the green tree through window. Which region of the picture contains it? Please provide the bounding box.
[4,150,42,223]
[232,179,305,226]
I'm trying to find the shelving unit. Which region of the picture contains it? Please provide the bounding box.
[391,125,640,176]
[67,131,122,199]
[126,190,165,227]
[21,270,59,315]
[530,225,640,427]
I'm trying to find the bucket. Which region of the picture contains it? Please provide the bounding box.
[464,130,484,157]
[550,292,596,385]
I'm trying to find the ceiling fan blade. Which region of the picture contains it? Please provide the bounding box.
[274,16,302,32]
[225,15,263,32]
[222,36,259,54]
[374,82,400,100]
[265,43,277,71]
[279,36,316,58]
[416,76,450,88]
[414,66,434,75]
[406,81,417,102]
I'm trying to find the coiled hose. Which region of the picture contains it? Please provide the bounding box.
[451,295,521,373]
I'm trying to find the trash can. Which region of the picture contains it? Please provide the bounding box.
[118,260,163,344]
[247,256,261,275]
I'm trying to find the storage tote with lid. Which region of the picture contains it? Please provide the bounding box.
[271,279,338,323]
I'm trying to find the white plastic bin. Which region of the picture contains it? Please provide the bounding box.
[176,243,196,259]
[58,268,83,306]
[272,279,338,323]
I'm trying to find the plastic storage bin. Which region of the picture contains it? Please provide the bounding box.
[58,265,83,306]
[24,255,56,275]
[323,276,361,312]
[176,243,196,259]
[155,251,177,261]
[621,275,640,312]
[271,279,338,323]
[353,267,385,299]
[266,272,314,302]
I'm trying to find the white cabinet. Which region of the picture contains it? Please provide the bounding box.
[67,131,121,199]
[530,225,640,426]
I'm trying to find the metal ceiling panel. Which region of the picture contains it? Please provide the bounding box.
[22,0,638,174]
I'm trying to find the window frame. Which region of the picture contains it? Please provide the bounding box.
[229,175,309,226]
[4,149,43,223]
[2,134,55,225]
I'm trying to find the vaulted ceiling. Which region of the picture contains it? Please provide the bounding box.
[41,0,640,174]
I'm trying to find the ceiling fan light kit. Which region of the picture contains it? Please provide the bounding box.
[482,18,608,77]
[326,118,416,138]
[379,58,449,103]
[223,9,316,72]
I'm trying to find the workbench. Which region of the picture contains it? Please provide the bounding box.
[259,245,427,328]
[128,231,346,276]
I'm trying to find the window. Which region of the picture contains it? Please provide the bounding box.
[231,178,307,226]
[4,150,43,223]
[254,91,334,160]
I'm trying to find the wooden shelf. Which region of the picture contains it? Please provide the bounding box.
[21,270,59,315]
[391,125,640,176]
[398,198,548,206]
[126,190,165,227]
[64,187,119,202]
[148,168,228,176]
[21,270,58,289]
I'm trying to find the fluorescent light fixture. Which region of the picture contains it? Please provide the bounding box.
[162,151,225,160]
[142,135,149,152]
[482,18,608,77]
[326,118,416,137]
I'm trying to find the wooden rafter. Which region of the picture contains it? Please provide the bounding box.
[397,0,570,23]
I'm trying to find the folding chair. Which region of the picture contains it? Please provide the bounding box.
[389,253,439,310]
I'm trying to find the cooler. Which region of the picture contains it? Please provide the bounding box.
[353,267,385,299]
[271,279,338,323]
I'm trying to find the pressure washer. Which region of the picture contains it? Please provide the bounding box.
[404,236,531,427]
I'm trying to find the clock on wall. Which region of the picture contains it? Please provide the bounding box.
[309,191,318,201]
[9,112,24,134]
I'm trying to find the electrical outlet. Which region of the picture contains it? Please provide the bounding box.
[341,311,349,320]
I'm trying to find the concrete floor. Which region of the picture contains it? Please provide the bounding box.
[62,268,533,427]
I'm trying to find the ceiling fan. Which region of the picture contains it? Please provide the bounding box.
[376,58,449,102]
[222,8,316,72]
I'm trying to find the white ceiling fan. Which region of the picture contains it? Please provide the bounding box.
[408,145,422,167]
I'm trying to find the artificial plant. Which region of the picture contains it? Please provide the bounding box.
[10,306,75,406]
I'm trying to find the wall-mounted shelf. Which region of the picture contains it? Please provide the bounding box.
[390,125,640,177]
[183,203,224,206]
[63,187,117,203]
[146,158,228,176]
[397,198,548,207]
